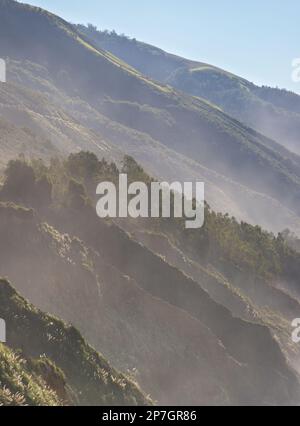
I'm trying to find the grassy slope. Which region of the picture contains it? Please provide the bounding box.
[3,59,300,237]
[1,2,300,235]
[0,1,300,406]
[1,155,300,405]
[0,276,150,406]
[0,341,63,406]
[0,201,243,405]
[167,67,300,156]
[78,25,300,155]
[0,68,119,163]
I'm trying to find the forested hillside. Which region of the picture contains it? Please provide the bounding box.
[0,152,300,405]
[0,0,300,406]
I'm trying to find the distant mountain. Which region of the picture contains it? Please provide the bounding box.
[78,24,300,155]
[0,278,149,406]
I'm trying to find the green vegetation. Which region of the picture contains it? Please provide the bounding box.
[1,0,300,405]
[0,278,151,406]
[2,2,300,236]
[0,343,63,406]
[78,23,300,156]
[1,153,300,405]
[3,153,300,285]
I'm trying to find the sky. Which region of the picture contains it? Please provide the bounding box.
[20,0,300,93]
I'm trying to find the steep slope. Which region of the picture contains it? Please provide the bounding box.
[0,341,64,406]
[1,155,300,405]
[2,60,300,236]
[0,71,118,162]
[0,114,55,168]
[0,202,244,405]
[0,278,149,406]
[1,0,300,408]
[76,25,203,82]
[167,68,300,156]
[1,1,300,237]
[78,25,300,155]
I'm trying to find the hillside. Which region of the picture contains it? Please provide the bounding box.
[78,24,300,155]
[0,153,300,405]
[1,1,300,406]
[0,278,149,406]
[0,1,299,236]
[0,181,244,405]
[2,61,300,237]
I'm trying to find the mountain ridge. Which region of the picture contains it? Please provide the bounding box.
[77,24,300,155]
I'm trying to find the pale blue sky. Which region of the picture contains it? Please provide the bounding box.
[20,0,300,93]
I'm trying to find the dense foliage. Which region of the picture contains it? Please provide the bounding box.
[2,152,299,284]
